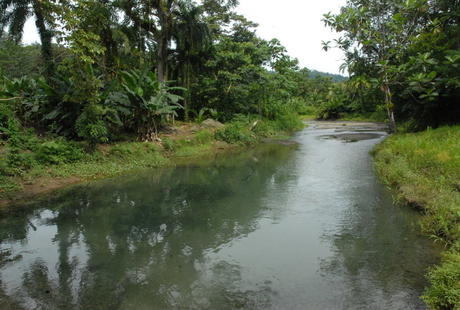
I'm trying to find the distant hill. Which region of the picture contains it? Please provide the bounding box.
[309,70,348,83]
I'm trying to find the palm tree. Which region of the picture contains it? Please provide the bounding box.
[171,1,212,116]
[119,0,239,84]
[0,0,56,78]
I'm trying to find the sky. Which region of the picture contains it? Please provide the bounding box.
[234,0,347,75]
[22,0,347,75]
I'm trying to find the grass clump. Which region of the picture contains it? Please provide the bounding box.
[108,142,160,159]
[423,252,460,310]
[373,125,460,309]
[173,130,215,157]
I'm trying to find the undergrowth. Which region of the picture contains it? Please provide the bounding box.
[1,115,303,202]
[373,125,460,309]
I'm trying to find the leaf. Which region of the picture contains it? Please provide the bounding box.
[105,110,122,125]
[427,71,437,80]
[43,109,60,120]
[392,13,407,22]
[120,71,137,90]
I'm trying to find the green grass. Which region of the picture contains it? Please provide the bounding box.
[0,115,305,202]
[0,119,256,198]
[373,125,460,309]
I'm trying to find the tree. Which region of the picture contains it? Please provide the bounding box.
[0,40,41,78]
[323,0,428,132]
[118,0,239,84]
[0,0,57,78]
[170,1,212,117]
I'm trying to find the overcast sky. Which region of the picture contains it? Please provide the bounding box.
[235,0,347,75]
[22,0,346,75]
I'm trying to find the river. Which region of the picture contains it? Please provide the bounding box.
[0,122,441,309]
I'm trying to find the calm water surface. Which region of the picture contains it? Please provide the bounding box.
[0,123,441,309]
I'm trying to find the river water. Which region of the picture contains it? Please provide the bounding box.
[0,122,441,309]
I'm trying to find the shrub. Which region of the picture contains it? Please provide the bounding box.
[35,140,84,165]
[263,103,304,133]
[250,119,276,137]
[194,130,214,145]
[4,151,36,176]
[274,109,304,133]
[0,108,18,140]
[215,123,258,145]
[161,137,175,152]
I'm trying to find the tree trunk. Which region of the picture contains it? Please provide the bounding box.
[33,4,54,80]
[386,106,397,134]
[157,36,167,84]
[383,83,397,133]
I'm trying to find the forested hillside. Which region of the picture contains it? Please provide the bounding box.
[308,70,347,83]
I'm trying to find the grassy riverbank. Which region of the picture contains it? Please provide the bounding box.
[0,117,303,206]
[372,126,460,309]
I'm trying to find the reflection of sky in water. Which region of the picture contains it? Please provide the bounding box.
[0,127,442,309]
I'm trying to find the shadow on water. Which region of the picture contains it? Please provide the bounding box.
[0,124,442,309]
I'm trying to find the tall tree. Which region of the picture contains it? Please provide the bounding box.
[118,0,238,83]
[0,0,57,78]
[170,1,211,116]
[323,0,428,132]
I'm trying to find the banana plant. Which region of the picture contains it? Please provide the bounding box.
[117,65,185,141]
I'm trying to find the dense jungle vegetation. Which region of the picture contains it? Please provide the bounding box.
[1,0,460,308]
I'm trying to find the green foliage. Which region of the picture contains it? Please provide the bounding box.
[373,126,460,308]
[189,107,209,124]
[6,145,36,173]
[423,252,460,310]
[116,65,184,141]
[161,137,175,152]
[108,142,160,159]
[0,0,58,78]
[194,129,214,145]
[0,41,42,78]
[0,100,17,139]
[3,123,37,175]
[263,103,304,133]
[215,121,258,145]
[324,0,460,129]
[35,140,84,165]
[308,70,347,83]
[76,104,110,148]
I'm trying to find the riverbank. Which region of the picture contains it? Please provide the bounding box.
[1,120,456,308]
[0,116,304,207]
[372,125,460,309]
[0,120,382,207]
[0,121,233,207]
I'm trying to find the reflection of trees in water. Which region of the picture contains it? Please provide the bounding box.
[0,143,296,309]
